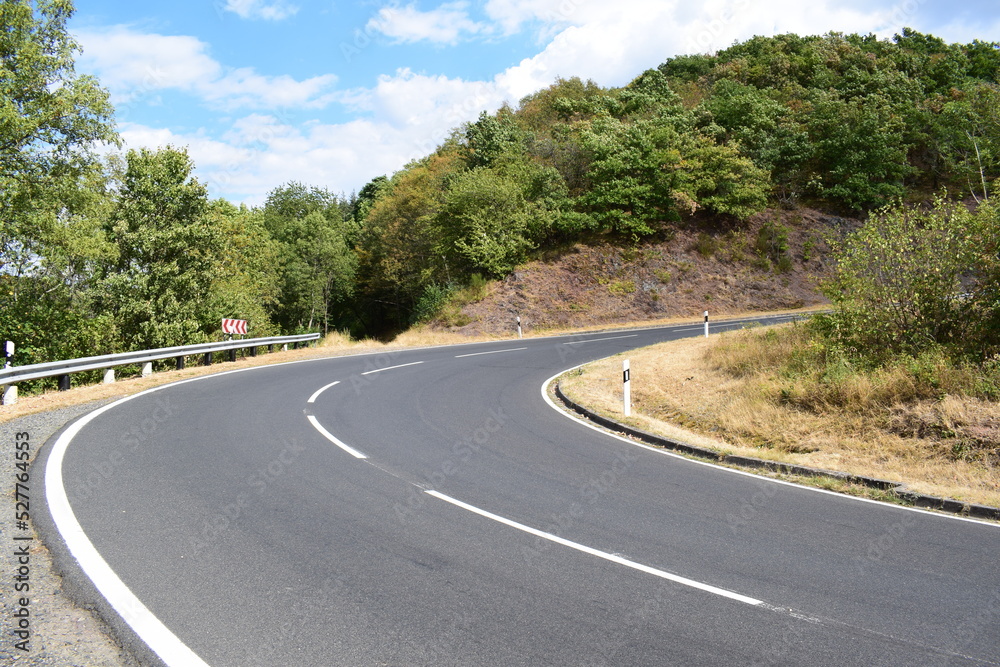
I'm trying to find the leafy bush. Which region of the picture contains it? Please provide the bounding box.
[410,283,453,325]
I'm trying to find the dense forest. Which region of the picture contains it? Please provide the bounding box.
[2,0,999,370]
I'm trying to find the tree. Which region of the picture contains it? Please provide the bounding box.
[805,92,913,210]
[936,84,1000,201]
[263,183,357,333]
[94,147,220,350]
[580,111,768,236]
[704,80,812,200]
[464,107,525,169]
[0,0,117,278]
[205,200,281,337]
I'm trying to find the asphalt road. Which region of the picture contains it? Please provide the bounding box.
[42,317,1000,666]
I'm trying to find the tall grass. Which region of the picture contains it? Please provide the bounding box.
[706,322,1000,413]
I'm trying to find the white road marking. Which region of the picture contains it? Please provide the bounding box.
[306,415,368,459]
[46,397,211,667]
[425,490,764,606]
[361,361,424,375]
[455,347,528,358]
[562,334,639,345]
[307,381,340,404]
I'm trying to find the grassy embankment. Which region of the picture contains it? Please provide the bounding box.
[559,322,1000,508]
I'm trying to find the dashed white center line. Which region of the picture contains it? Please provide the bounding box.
[306,415,368,459]
[361,361,424,375]
[562,334,639,345]
[455,347,528,358]
[425,489,764,607]
[307,381,340,404]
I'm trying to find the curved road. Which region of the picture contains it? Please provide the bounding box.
[41,317,1000,666]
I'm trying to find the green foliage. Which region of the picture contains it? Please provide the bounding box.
[694,233,718,257]
[410,283,452,325]
[464,107,525,168]
[263,182,357,334]
[820,197,975,359]
[579,111,768,236]
[755,221,792,272]
[438,166,535,278]
[804,93,913,209]
[0,0,116,284]
[94,147,219,350]
[608,280,636,296]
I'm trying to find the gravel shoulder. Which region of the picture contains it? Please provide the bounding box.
[1,400,139,666]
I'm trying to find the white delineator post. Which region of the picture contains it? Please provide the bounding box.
[2,341,15,405]
[623,359,631,417]
[704,311,709,338]
[517,316,522,340]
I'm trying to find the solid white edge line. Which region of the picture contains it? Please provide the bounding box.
[45,400,211,666]
[306,415,368,459]
[360,360,424,375]
[425,490,764,606]
[454,347,528,358]
[540,368,1000,528]
[307,380,340,404]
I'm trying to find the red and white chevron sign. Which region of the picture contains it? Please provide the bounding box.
[222,319,248,335]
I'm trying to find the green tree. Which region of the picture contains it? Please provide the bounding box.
[263,183,357,333]
[936,84,1000,201]
[805,92,913,210]
[704,80,812,200]
[580,111,768,236]
[205,200,280,336]
[464,107,525,168]
[0,0,117,279]
[94,147,219,350]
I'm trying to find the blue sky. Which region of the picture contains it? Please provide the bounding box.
[68,0,1000,205]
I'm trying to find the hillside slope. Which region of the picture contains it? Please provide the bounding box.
[433,208,852,336]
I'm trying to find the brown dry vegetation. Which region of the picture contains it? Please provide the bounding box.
[559,324,1000,508]
[431,207,851,336]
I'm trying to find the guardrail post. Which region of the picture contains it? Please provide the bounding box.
[103,369,115,384]
[249,346,257,357]
[203,352,213,366]
[2,384,16,405]
[176,356,185,370]
[228,348,237,363]
[58,374,71,391]
[268,344,274,353]
[141,362,153,378]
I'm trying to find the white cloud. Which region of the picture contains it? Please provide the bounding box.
[486,0,919,98]
[368,2,488,45]
[117,117,428,205]
[75,26,336,111]
[223,0,299,21]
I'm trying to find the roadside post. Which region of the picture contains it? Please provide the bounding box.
[2,341,15,405]
[704,311,709,338]
[623,359,631,417]
[517,316,522,340]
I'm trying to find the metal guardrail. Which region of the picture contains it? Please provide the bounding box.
[0,333,320,403]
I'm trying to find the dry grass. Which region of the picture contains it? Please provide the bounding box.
[559,325,1000,508]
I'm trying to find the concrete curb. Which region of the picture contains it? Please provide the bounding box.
[554,383,1000,522]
